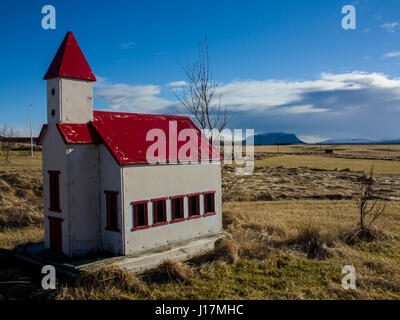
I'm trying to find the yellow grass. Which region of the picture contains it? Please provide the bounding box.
[0,150,42,170]
[256,154,400,175]
[2,147,400,299]
[0,226,43,249]
[255,144,400,158]
[133,200,400,300]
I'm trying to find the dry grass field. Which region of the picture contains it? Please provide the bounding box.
[1,144,400,300]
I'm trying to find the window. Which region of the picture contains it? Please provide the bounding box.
[171,195,185,223]
[188,193,201,219]
[48,171,60,212]
[105,191,119,232]
[152,197,167,227]
[48,216,63,252]
[203,191,216,216]
[132,200,149,231]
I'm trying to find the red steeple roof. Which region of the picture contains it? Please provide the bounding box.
[44,31,96,81]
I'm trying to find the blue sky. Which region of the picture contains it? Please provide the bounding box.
[1,0,400,141]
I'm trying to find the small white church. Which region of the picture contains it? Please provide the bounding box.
[38,31,222,257]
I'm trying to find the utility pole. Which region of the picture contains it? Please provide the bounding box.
[30,104,33,157]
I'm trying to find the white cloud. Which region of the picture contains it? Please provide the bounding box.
[281,105,329,114]
[120,41,135,49]
[380,22,400,33]
[93,71,400,139]
[94,81,174,113]
[167,81,187,87]
[213,71,400,113]
[95,71,400,115]
[382,51,400,59]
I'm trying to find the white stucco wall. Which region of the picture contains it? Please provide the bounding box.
[99,145,124,255]
[66,144,101,256]
[42,123,70,255]
[42,127,103,257]
[121,163,222,255]
[47,77,93,125]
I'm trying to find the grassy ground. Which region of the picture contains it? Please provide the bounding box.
[0,150,42,170]
[55,200,400,300]
[0,227,43,250]
[255,154,400,175]
[1,146,400,299]
[255,144,400,159]
[0,148,43,250]
[152,200,400,300]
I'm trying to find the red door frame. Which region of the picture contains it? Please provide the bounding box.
[48,216,63,252]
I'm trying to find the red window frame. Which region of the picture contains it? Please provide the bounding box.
[170,195,185,223]
[132,200,150,231]
[152,197,168,227]
[48,216,63,252]
[105,191,120,232]
[48,170,61,212]
[203,191,216,216]
[187,193,201,220]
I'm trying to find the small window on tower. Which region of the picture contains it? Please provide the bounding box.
[51,109,56,117]
[51,88,55,96]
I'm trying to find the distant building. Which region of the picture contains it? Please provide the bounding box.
[0,137,38,143]
[38,32,222,257]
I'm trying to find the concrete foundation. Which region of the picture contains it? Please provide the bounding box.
[14,233,229,275]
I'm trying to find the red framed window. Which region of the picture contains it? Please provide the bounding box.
[105,191,119,232]
[48,216,63,252]
[48,171,61,212]
[188,193,201,219]
[132,200,149,231]
[170,195,185,223]
[152,197,168,227]
[203,191,216,216]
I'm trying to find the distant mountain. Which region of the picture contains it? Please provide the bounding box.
[380,139,400,144]
[246,132,306,145]
[318,138,400,144]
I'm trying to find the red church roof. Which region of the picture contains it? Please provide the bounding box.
[46,111,221,165]
[44,31,96,81]
[57,123,99,144]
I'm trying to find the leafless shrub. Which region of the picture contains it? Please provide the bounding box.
[172,36,230,133]
[345,165,389,244]
[0,125,18,163]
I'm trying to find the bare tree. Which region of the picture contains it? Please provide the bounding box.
[349,165,388,241]
[171,37,230,133]
[0,125,17,163]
